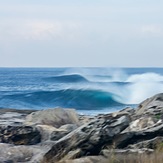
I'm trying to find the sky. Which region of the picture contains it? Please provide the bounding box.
[0,0,163,67]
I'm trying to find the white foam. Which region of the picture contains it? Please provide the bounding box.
[126,73,163,83]
[118,72,163,104]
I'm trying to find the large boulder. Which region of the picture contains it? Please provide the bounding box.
[24,108,80,128]
[113,123,163,149]
[42,115,130,163]
[0,143,48,163]
[0,125,41,145]
[128,137,163,149]
[135,93,163,116]
[125,116,157,132]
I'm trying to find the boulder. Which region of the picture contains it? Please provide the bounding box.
[0,143,44,163]
[0,125,41,145]
[36,124,78,141]
[24,108,80,128]
[125,116,157,132]
[135,93,163,116]
[113,123,163,148]
[128,137,163,149]
[0,109,35,126]
[42,115,130,163]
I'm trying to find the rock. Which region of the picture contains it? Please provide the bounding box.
[0,126,41,145]
[0,109,35,126]
[58,156,107,163]
[51,129,70,141]
[128,137,163,149]
[24,108,80,128]
[113,123,163,148]
[61,149,82,161]
[36,124,78,142]
[100,148,154,163]
[36,125,60,141]
[42,115,130,163]
[136,93,163,116]
[125,116,157,132]
[59,124,78,132]
[119,107,135,114]
[0,143,43,163]
[78,115,96,124]
[112,107,135,118]
[101,148,154,157]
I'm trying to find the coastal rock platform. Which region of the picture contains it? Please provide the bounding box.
[1,94,163,162]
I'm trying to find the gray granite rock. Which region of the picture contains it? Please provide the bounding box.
[24,108,80,128]
[42,115,130,163]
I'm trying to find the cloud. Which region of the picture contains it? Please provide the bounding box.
[141,25,162,36]
[0,20,82,41]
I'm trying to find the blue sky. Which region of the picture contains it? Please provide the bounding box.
[0,0,163,67]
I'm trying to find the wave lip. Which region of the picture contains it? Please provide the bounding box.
[44,74,88,83]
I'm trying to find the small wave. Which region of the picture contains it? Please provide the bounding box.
[0,89,123,110]
[44,74,88,83]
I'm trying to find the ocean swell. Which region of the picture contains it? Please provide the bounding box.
[44,74,88,83]
[0,89,123,110]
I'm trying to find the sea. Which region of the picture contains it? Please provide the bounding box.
[0,67,163,115]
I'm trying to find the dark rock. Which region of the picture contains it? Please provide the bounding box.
[42,115,130,163]
[113,123,163,148]
[51,130,70,141]
[0,126,41,145]
[128,137,163,149]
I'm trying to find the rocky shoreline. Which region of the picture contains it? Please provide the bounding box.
[1,93,163,162]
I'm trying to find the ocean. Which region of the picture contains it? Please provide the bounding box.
[0,67,163,115]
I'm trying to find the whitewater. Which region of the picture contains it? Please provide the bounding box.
[0,67,163,115]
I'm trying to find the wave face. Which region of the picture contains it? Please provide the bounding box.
[0,68,163,114]
[0,89,122,110]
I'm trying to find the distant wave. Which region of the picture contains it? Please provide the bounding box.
[44,74,88,83]
[0,89,123,110]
